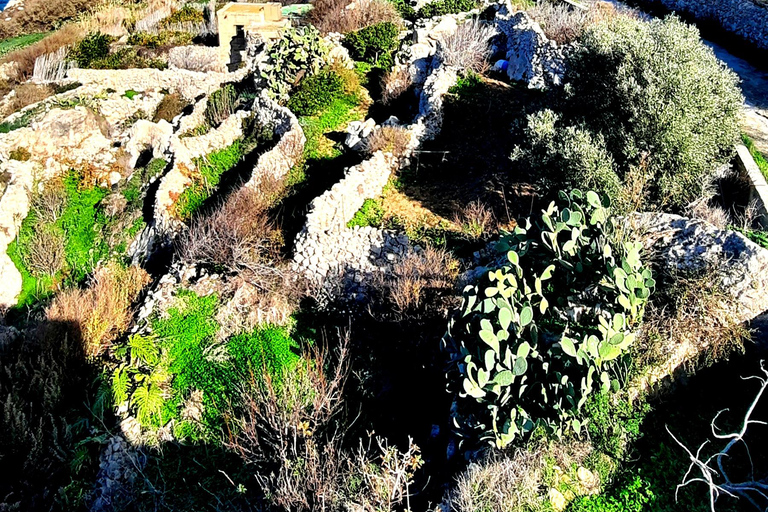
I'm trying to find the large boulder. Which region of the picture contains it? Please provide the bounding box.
[495,8,566,89]
[635,212,768,323]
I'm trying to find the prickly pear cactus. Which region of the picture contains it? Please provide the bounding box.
[256,26,327,102]
[443,189,654,449]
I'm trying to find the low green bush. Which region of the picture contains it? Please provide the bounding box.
[417,0,478,18]
[160,5,204,27]
[568,476,655,512]
[347,198,385,228]
[126,30,193,49]
[69,32,111,68]
[343,22,399,68]
[391,0,416,21]
[443,190,654,448]
[175,141,243,221]
[288,70,344,116]
[562,15,742,210]
[512,109,621,203]
[88,47,167,70]
[204,83,237,127]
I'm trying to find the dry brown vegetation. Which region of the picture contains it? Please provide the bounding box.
[25,230,65,276]
[46,263,150,357]
[374,246,459,317]
[380,66,412,105]
[438,19,495,73]
[453,199,495,241]
[527,1,589,44]
[2,82,53,117]
[309,0,400,35]
[152,92,188,123]
[363,125,412,158]
[227,339,351,511]
[0,25,84,82]
[0,0,89,43]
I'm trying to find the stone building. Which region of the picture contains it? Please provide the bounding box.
[217,2,289,71]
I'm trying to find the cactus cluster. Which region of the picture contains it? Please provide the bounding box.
[257,26,327,102]
[443,190,654,449]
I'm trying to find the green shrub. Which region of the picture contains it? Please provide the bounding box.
[204,83,237,127]
[584,390,650,459]
[68,32,111,68]
[259,26,326,101]
[112,290,301,439]
[160,5,204,27]
[448,71,483,97]
[513,109,621,203]
[343,22,399,68]
[418,0,478,18]
[443,190,654,448]
[568,476,655,512]
[88,47,167,70]
[391,0,416,21]
[126,30,193,49]
[175,141,243,221]
[562,15,742,210]
[288,70,344,116]
[347,198,385,228]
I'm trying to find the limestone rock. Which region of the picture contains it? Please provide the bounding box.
[125,119,174,169]
[495,8,566,89]
[635,212,768,322]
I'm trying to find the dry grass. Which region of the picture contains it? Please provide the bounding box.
[446,449,545,512]
[152,92,188,123]
[309,0,401,35]
[3,82,54,117]
[25,230,65,276]
[375,246,459,316]
[179,183,284,279]
[380,66,412,105]
[78,5,131,37]
[0,0,91,42]
[453,199,495,241]
[31,179,66,223]
[363,125,412,158]
[227,337,351,511]
[687,199,730,230]
[437,19,495,73]
[168,46,221,72]
[46,263,150,357]
[528,1,589,44]
[0,25,84,82]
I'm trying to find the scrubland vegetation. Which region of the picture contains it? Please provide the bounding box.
[1,0,767,511]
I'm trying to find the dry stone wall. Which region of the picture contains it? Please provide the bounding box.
[244,91,306,190]
[633,0,768,51]
[68,67,248,101]
[293,43,459,302]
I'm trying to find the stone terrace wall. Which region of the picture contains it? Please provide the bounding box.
[633,0,768,51]
[68,67,249,101]
[244,92,305,190]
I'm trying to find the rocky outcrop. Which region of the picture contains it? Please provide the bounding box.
[495,8,566,89]
[124,119,174,169]
[628,213,768,393]
[88,436,145,512]
[0,160,34,310]
[636,213,768,322]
